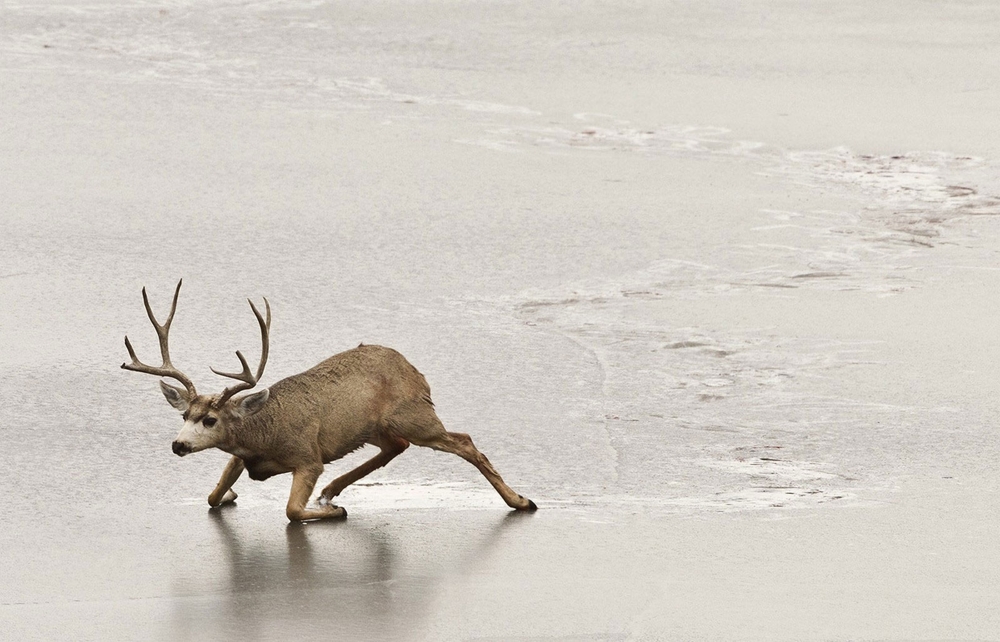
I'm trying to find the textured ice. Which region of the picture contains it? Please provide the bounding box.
[4,1,1000,639]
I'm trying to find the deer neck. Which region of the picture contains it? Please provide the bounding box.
[219,412,273,460]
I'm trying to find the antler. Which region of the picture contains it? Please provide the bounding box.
[211,297,271,407]
[122,279,198,397]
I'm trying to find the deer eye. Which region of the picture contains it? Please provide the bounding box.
[203,417,217,427]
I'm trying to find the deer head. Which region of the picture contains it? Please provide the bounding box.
[122,280,271,456]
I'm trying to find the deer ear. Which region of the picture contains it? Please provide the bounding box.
[233,388,269,418]
[159,381,191,411]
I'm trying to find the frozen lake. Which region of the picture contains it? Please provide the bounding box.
[3,1,1000,639]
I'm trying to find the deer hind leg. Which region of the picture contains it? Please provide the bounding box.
[286,464,347,522]
[319,435,409,502]
[393,404,537,511]
[208,456,245,507]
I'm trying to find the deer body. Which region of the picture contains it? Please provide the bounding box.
[123,282,536,522]
[219,346,423,479]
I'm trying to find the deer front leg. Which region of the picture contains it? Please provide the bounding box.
[286,465,347,522]
[208,456,245,507]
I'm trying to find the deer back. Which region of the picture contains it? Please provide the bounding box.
[240,344,432,463]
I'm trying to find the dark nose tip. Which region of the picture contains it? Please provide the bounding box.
[172,441,189,457]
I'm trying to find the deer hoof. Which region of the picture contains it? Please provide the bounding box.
[208,490,238,507]
[514,497,537,511]
[325,505,347,520]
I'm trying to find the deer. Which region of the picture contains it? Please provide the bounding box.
[121,280,537,522]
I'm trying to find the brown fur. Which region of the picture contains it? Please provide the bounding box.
[182,344,535,521]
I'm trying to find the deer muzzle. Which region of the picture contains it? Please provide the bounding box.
[172,441,192,457]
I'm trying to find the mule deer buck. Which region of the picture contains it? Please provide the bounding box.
[122,280,537,521]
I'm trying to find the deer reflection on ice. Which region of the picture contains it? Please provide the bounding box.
[167,507,533,640]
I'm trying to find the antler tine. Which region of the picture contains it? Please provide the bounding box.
[141,279,182,359]
[121,280,198,397]
[212,296,271,407]
[210,350,255,382]
[249,297,270,381]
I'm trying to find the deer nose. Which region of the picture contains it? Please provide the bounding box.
[172,441,191,457]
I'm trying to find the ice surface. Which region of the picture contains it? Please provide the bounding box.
[3,1,1000,640]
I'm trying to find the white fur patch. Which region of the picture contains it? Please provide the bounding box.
[174,419,216,453]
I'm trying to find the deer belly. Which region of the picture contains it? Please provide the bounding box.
[243,457,291,481]
[319,430,371,464]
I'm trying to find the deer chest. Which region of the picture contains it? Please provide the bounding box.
[243,457,291,481]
